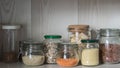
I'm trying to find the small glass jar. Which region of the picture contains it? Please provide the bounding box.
[81,39,99,66]
[21,40,45,66]
[99,29,120,64]
[44,35,62,63]
[68,25,89,44]
[56,43,79,67]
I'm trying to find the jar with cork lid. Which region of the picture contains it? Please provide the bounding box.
[68,25,89,44]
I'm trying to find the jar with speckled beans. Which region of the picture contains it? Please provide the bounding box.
[99,29,120,64]
[81,39,99,66]
[43,35,62,64]
[21,40,45,66]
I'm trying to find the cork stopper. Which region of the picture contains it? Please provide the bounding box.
[68,25,89,32]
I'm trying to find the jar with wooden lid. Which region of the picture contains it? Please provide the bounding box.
[68,25,89,44]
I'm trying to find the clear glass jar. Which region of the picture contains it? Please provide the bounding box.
[21,40,45,66]
[56,43,79,67]
[99,29,120,64]
[44,35,62,63]
[68,25,89,44]
[2,25,21,63]
[81,39,99,66]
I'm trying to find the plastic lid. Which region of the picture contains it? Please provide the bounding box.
[81,39,98,43]
[2,25,21,29]
[44,35,62,39]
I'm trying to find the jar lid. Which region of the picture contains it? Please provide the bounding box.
[68,24,89,32]
[44,35,62,39]
[100,28,120,37]
[81,39,98,43]
[2,25,21,29]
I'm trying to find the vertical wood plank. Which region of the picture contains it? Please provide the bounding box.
[78,0,120,29]
[31,0,78,41]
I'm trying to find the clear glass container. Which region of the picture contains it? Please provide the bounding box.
[2,25,21,63]
[44,35,62,64]
[21,40,45,66]
[68,25,89,44]
[99,29,120,64]
[56,43,79,67]
[81,39,99,66]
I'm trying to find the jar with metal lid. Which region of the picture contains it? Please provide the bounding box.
[2,25,21,63]
[99,29,120,64]
[81,39,99,66]
[21,40,45,66]
[56,43,79,67]
[44,35,62,63]
[68,25,89,44]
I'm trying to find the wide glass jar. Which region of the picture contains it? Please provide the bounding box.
[44,35,62,63]
[81,39,99,66]
[21,40,45,66]
[56,43,79,67]
[99,29,120,64]
[68,25,89,44]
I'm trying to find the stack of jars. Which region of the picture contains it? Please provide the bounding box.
[2,24,120,67]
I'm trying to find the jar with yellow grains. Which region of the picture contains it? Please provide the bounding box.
[81,39,99,66]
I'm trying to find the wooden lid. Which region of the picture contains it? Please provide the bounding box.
[68,25,89,32]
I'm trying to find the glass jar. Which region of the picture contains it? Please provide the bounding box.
[81,39,99,66]
[2,25,21,63]
[99,29,120,64]
[21,40,45,66]
[56,43,79,67]
[68,25,89,44]
[44,35,62,63]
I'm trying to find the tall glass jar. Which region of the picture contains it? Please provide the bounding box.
[2,25,21,63]
[21,40,45,66]
[56,43,79,67]
[68,25,89,44]
[68,25,90,64]
[99,29,120,64]
[81,39,99,66]
[44,35,62,64]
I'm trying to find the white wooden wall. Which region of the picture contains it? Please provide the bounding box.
[0,0,120,41]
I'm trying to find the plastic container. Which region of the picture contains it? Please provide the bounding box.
[21,40,45,66]
[56,43,79,67]
[44,35,62,63]
[2,25,21,63]
[81,39,99,66]
[99,29,120,64]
